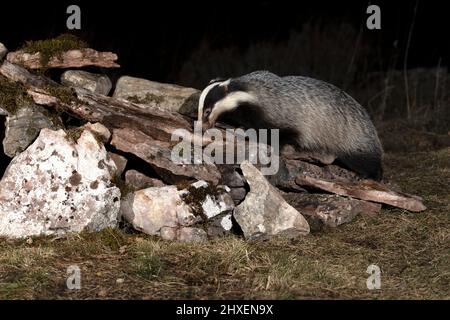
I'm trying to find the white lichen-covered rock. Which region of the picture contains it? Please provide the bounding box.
[234,161,310,240]
[121,180,234,241]
[0,42,7,61]
[112,76,200,116]
[0,123,121,238]
[61,70,112,95]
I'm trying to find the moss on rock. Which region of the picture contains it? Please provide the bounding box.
[44,83,79,105]
[20,34,88,71]
[127,93,165,105]
[0,75,34,115]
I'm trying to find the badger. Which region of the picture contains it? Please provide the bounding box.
[197,70,383,180]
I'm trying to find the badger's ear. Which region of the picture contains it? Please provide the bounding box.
[208,77,226,85]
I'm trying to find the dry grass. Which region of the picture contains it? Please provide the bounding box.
[0,146,449,300]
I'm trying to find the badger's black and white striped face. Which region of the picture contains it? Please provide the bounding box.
[198,79,258,129]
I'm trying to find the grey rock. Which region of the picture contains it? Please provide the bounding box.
[228,187,247,205]
[3,103,58,157]
[0,123,121,238]
[234,161,310,240]
[113,76,200,116]
[61,70,112,95]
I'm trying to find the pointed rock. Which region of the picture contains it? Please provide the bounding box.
[234,161,310,239]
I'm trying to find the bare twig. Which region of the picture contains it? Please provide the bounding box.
[433,57,442,110]
[403,0,419,120]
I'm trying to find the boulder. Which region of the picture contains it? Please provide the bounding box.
[3,103,58,157]
[113,76,200,116]
[234,161,310,239]
[0,123,121,238]
[121,180,234,241]
[61,70,112,95]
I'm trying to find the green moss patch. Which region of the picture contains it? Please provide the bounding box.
[44,83,78,105]
[20,34,88,71]
[0,75,34,115]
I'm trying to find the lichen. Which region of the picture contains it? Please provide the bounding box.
[127,93,165,105]
[182,184,220,220]
[0,75,34,115]
[20,34,88,71]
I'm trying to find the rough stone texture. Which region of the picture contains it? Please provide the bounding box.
[121,186,198,235]
[113,76,200,116]
[0,60,57,88]
[124,170,165,190]
[0,123,121,238]
[121,181,234,241]
[228,187,247,205]
[83,122,111,142]
[111,127,221,185]
[61,70,112,95]
[283,193,381,230]
[0,42,7,61]
[3,103,58,157]
[108,152,127,177]
[7,48,120,69]
[234,161,310,240]
[218,165,246,187]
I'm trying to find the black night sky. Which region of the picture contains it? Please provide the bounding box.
[0,0,449,87]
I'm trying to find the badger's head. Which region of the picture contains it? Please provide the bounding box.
[197,78,257,130]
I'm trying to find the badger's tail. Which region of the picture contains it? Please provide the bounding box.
[336,152,383,181]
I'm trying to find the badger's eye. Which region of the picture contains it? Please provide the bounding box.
[204,109,211,117]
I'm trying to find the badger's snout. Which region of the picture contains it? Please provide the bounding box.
[199,108,214,130]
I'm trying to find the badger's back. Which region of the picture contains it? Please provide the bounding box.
[230,71,383,180]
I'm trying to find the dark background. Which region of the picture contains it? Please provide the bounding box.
[0,0,448,87]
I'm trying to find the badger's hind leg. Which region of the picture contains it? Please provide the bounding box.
[335,152,383,181]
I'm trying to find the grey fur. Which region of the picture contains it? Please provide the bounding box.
[199,70,383,180]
